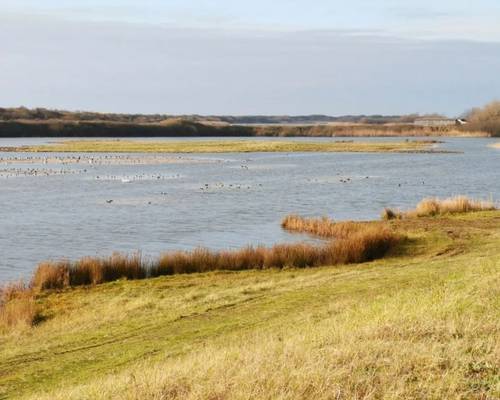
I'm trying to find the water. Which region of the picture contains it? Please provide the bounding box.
[0,136,499,282]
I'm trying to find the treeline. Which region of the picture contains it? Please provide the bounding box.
[0,107,439,125]
[0,107,170,124]
[0,120,254,138]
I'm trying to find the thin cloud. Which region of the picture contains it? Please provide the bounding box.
[1,16,499,115]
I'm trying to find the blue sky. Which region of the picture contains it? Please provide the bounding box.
[1,1,500,115]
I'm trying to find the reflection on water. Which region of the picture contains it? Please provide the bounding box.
[0,137,499,281]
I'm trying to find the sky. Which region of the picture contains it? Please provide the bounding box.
[1,1,500,116]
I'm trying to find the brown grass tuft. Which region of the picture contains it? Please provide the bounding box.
[0,281,39,330]
[32,261,70,290]
[328,227,400,264]
[383,196,497,219]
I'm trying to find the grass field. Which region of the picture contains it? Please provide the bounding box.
[1,212,499,399]
[10,139,441,153]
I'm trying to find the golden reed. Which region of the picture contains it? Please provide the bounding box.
[29,223,400,291]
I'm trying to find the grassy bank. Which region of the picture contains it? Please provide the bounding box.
[9,139,441,153]
[0,208,499,399]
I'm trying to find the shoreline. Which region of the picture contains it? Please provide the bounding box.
[1,206,499,399]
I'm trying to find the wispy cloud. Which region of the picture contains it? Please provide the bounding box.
[3,1,500,41]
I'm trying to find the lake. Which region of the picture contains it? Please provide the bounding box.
[1,136,499,282]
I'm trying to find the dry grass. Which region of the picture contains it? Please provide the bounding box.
[281,217,400,263]
[32,253,145,290]
[32,227,400,291]
[383,196,497,219]
[281,215,366,238]
[0,281,38,330]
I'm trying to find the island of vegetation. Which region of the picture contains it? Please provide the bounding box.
[1,196,498,400]
[6,139,444,154]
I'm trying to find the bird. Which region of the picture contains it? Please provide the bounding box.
[106,199,113,203]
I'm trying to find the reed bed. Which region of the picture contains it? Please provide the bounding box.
[382,196,497,219]
[281,215,366,238]
[31,253,145,290]
[28,225,400,291]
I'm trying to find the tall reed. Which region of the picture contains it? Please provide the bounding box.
[31,253,145,290]
[31,226,401,290]
[281,215,365,238]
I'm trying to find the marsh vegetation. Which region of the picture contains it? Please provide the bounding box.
[28,223,399,291]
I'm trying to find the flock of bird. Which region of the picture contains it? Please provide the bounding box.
[0,167,82,178]
[0,154,214,166]
[1,154,425,207]
[95,174,182,182]
[199,182,264,191]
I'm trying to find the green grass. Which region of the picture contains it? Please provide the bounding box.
[0,213,499,399]
[14,139,438,153]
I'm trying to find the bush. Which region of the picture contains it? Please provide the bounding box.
[465,101,500,136]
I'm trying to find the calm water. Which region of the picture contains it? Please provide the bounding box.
[0,137,499,282]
